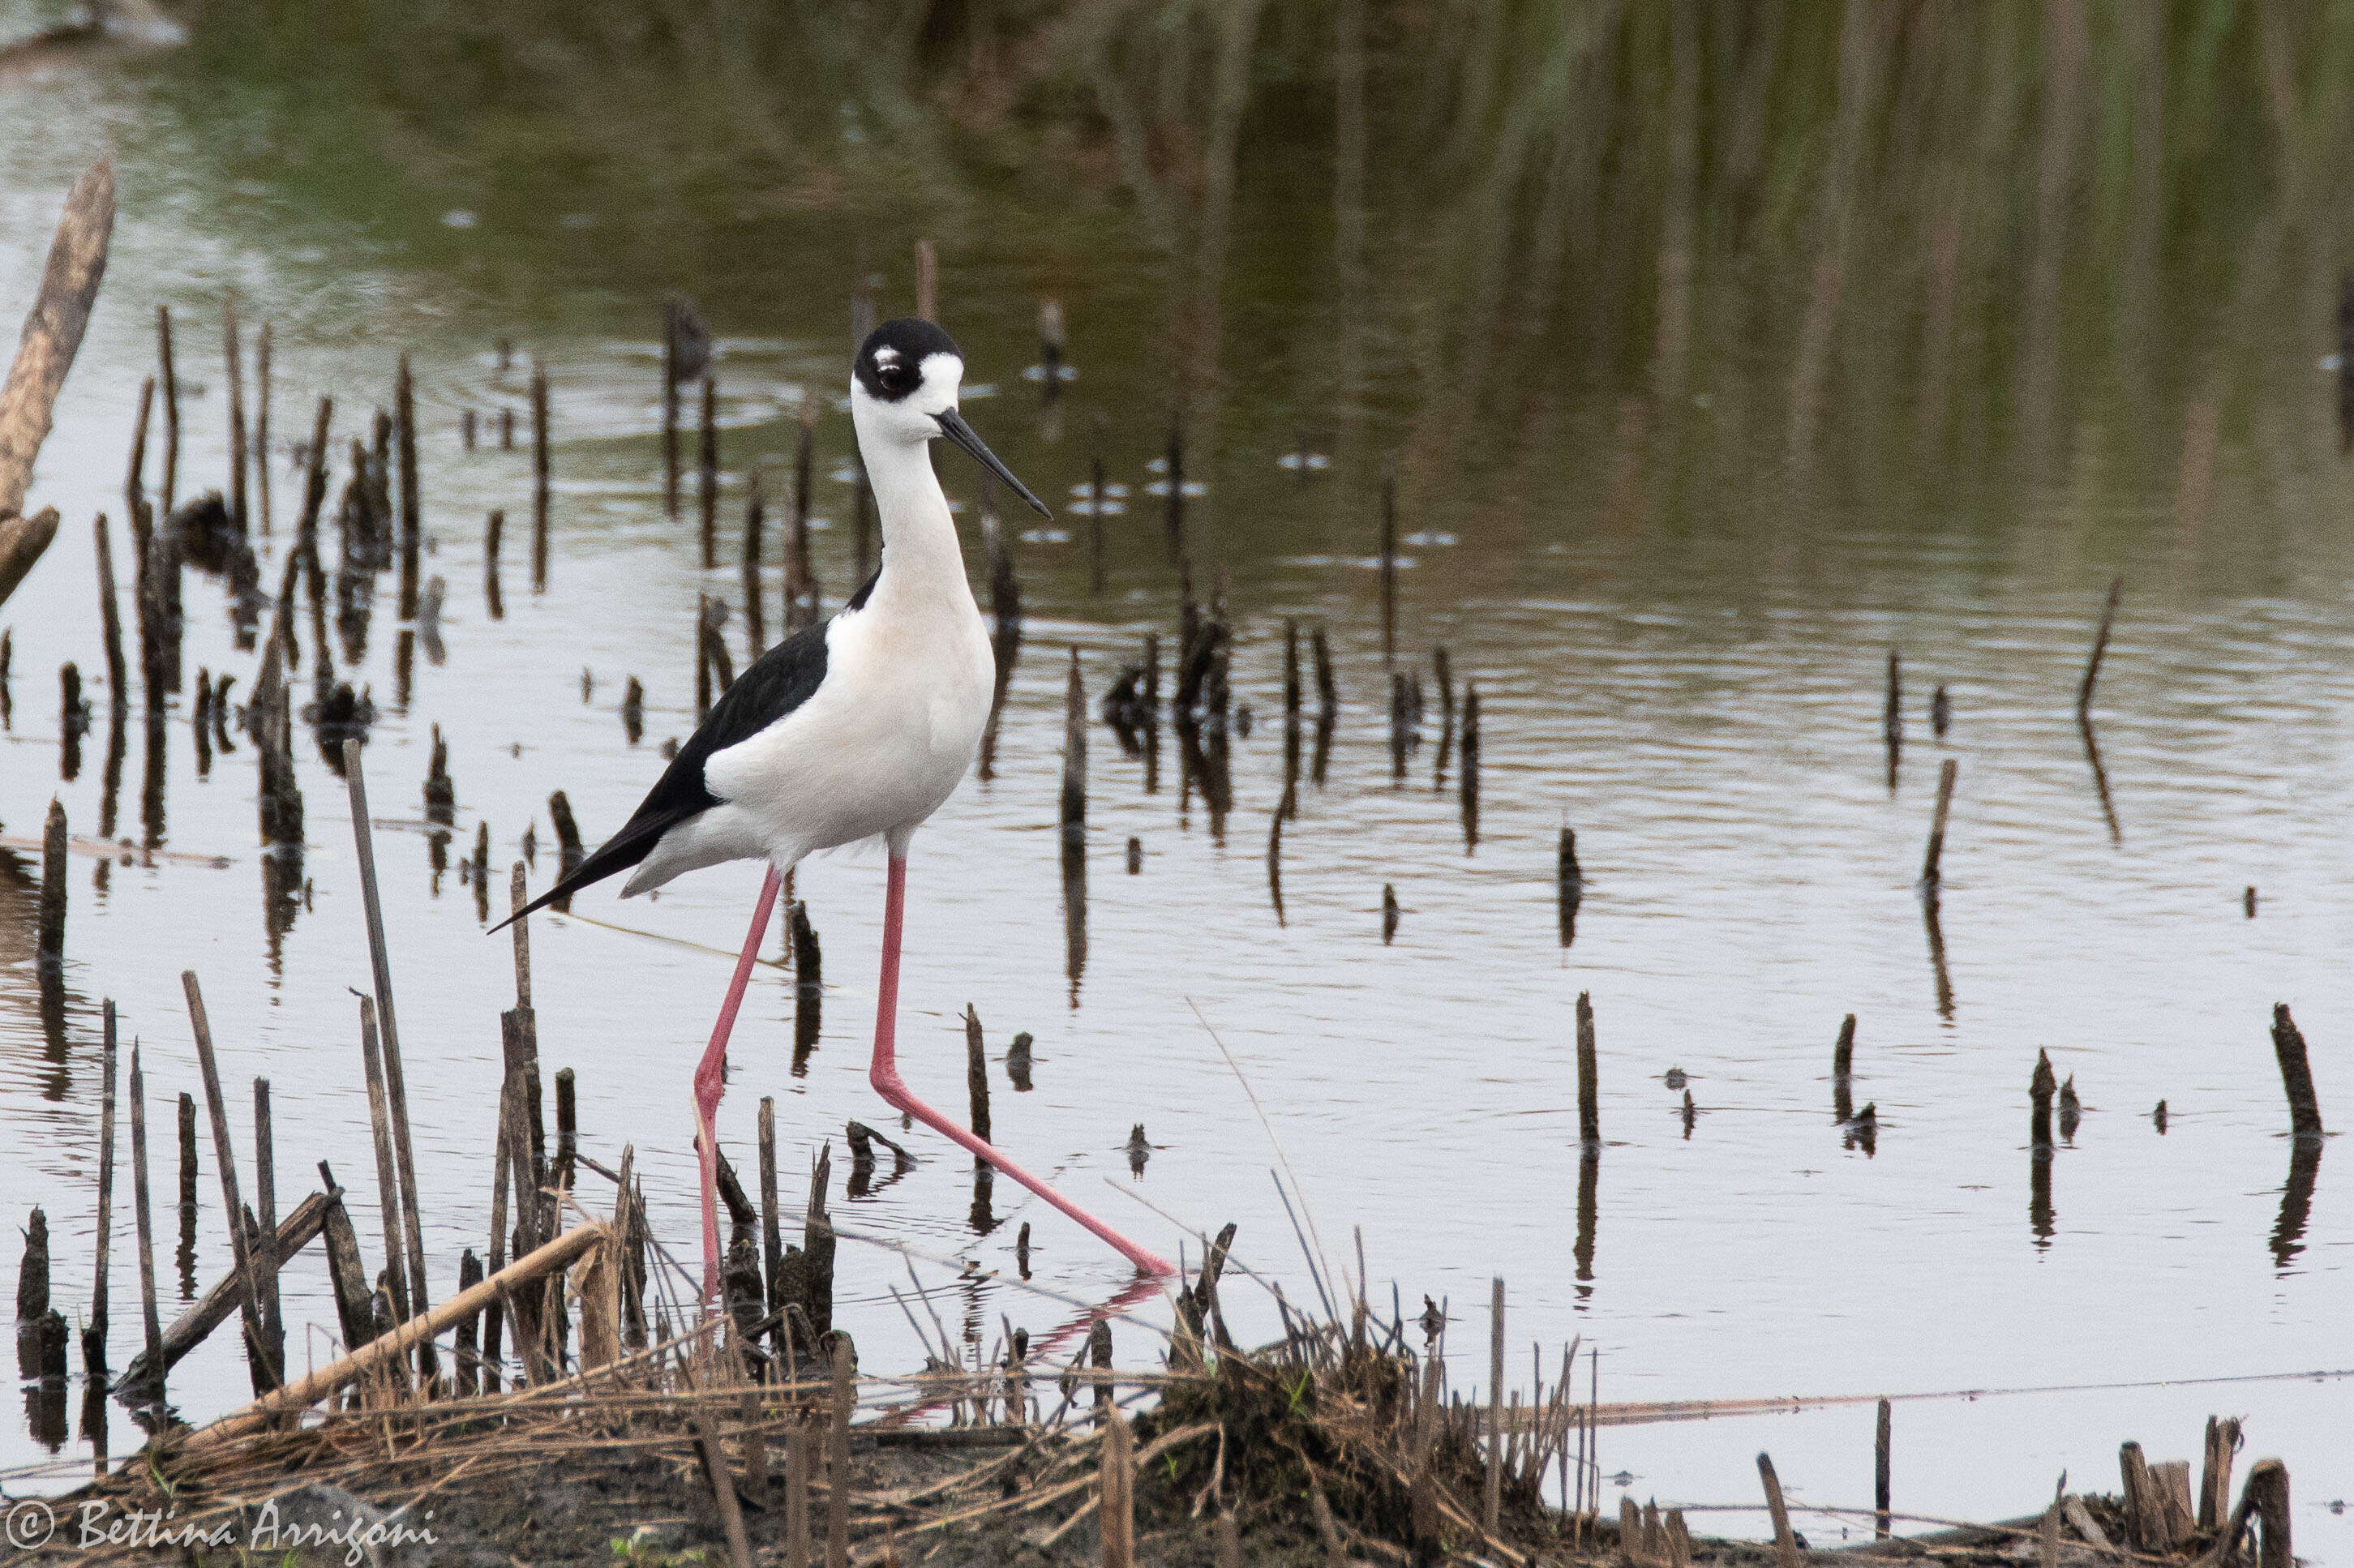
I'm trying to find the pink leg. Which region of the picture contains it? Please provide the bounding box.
[695,865,785,1311]
[868,852,1173,1279]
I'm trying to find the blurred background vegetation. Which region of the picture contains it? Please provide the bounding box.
[15,0,2352,566]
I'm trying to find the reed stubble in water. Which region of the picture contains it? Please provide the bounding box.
[344,740,435,1376]
[396,353,419,619]
[741,470,765,655]
[83,1000,118,1374]
[1833,1014,1857,1123]
[126,1046,163,1399]
[179,971,281,1391]
[698,373,718,572]
[530,362,550,591]
[1556,824,1587,947]
[1576,992,1599,1149]
[156,305,178,517]
[36,798,65,979]
[484,509,504,619]
[2268,1004,2324,1139]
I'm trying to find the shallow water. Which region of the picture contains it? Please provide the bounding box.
[2,7,2351,1554]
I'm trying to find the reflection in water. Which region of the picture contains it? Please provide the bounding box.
[98,705,126,838]
[1920,886,1953,1021]
[1060,838,1087,1009]
[2030,1147,2056,1252]
[2079,715,2121,845]
[790,901,821,1075]
[968,1161,996,1238]
[60,663,87,781]
[2270,1138,2322,1273]
[261,848,302,970]
[140,711,167,850]
[1573,1146,1597,1306]
[1557,827,1582,948]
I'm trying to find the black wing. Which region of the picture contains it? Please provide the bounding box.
[491,614,839,931]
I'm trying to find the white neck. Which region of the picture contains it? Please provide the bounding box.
[855,426,973,610]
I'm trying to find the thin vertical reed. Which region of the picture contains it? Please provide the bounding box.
[531,362,550,591]
[128,1047,162,1398]
[344,739,434,1374]
[180,971,279,1389]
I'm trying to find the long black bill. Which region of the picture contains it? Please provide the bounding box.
[937,407,1052,519]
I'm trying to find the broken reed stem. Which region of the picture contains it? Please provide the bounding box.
[2078,576,2121,717]
[1758,1452,1801,1568]
[964,1005,992,1143]
[93,513,126,711]
[698,373,718,572]
[1922,757,1957,885]
[358,995,414,1324]
[1876,1397,1892,1538]
[86,1000,118,1372]
[1576,992,1600,1148]
[37,798,65,975]
[1485,1276,1504,1536]
[2269,1004,2325,1139]
[179,970,281,1390]
[1100,1406,1135,1568]
[531,361,550,591]
[157,305,178,516]
[343,738,435,1374]
[396,353,420,619]
[827,1335,855,1568]
[255,322,272,535]
[127,1045,164,1397]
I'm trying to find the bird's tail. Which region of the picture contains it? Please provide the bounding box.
[487,807,695,934]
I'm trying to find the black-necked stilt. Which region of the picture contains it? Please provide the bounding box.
[502,319,1174,1300]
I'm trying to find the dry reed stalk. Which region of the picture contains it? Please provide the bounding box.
[183,1223,609,1451]
[181,971,280,1390]
[531,361,550,589]
[126,1046,164,1397]
[1757,1452,1800,1568]
[0,159,112,610]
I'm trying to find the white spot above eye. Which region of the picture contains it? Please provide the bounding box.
[875,346,900,365]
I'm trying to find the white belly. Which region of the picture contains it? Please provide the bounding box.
[701,601,995,860]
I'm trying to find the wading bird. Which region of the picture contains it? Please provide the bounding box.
[502,320,1173,1301]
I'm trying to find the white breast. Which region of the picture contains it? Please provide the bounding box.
[701,598,996,860]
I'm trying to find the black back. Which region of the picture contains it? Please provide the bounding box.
[495,613,839,928]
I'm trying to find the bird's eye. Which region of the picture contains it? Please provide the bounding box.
[877,362,917,394]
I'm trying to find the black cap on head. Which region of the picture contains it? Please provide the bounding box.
[855,319,963,402]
